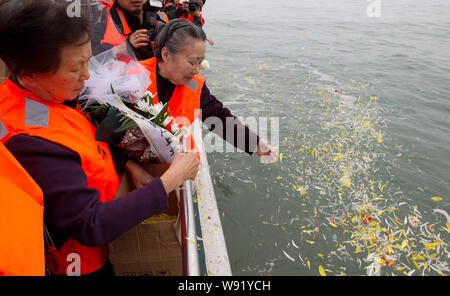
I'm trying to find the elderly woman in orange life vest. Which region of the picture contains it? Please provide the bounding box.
[0,0,199,276]
[135,19,278,163]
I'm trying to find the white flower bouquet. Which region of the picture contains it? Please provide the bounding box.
[79,49,183,163]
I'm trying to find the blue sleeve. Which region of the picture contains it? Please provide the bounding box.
[5,134,169,247]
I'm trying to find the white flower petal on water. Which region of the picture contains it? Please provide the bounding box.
[282,250,296,262]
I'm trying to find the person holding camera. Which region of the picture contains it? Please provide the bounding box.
[162,0,214,45]
[91,0,169,60]
[180,0,205,25]
[161,0,203,27]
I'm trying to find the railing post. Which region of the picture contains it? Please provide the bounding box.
[181,136,200,276]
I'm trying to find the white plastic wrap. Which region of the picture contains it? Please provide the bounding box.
[79,49,179,163]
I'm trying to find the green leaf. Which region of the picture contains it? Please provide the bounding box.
[158,110,172,126]
[153,102,170,124]
[114,118,138,133]
[86,103,112,117]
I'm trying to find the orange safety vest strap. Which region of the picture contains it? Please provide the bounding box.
[179,13,205,25]
[0,143,45,276]
[139,58,204,125]
[139,58,203,157]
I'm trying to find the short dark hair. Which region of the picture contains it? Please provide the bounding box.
[153,19,206,60]
[0,0,91,76]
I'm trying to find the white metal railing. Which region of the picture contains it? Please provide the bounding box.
[181,136,200,276]
[191,120,232,276]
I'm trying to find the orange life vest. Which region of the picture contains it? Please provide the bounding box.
[0,79,120,275]
[99,0,132,47]
[179,12,205,25]
[0,143,45,276]
[139,57,204,151]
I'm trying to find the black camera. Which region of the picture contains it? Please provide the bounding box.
[188,0,200,12]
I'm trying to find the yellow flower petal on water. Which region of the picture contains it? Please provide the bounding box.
[276,176,282,180]
[333,153,344,161]
[412,254,425,261]
[341,174,352,189]
[436,270,445,276]
[375,131,384,144]
[319,265,326,276]
[307,260,310,269]
[423,243,437,251]
[431,197,442,202]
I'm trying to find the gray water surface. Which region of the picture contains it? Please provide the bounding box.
[200,0,450,276]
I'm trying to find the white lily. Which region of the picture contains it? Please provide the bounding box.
[136,97,153,114]
[148,102,165,117]
[135,91,158,115]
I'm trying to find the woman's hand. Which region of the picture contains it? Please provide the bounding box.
[129,29,150,49]
[161,152,200,193]
[256,139,279,163]
[125,159,154,189]
[206,34,214,46]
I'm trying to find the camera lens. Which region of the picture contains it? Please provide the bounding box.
[188,2,198,12]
